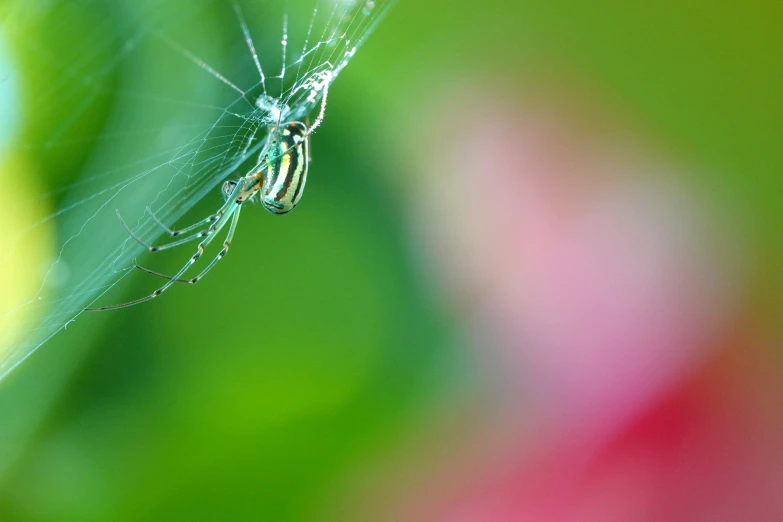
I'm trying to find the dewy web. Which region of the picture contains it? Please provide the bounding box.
[0,0,395,380]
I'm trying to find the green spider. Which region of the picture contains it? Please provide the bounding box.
[86,71,331,311]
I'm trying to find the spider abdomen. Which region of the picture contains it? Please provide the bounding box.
[261,121,309,215]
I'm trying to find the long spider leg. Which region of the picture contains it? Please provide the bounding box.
[302,71,330,138]
[118,180,244,251]
[146,206,221,237]
[134,205,242,285]
[117,209,211,253]
[133,265,192,283]
[259,74,330,166]
[85,202,239,311]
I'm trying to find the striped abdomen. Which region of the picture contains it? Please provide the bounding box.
[260,121,309,215]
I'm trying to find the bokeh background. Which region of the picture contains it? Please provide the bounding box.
[0,0,782,520]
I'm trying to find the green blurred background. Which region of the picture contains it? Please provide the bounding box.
[0,0,781,520]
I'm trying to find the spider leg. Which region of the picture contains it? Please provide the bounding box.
[146,206,221,237]
[118,210,212,253]
[305,73,329,137]
[85,202,239,311]
[133,265,192,283]
[118,177,245,251]
[134,205,242,285]
[261,72,330,166]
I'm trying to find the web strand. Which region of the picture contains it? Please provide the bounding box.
[154,31,251,105]
[232,0,267,94]
[0,0,396,382]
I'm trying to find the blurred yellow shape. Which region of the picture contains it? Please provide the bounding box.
[0,154,53,364]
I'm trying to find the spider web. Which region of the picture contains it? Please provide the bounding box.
[0,0,394,381]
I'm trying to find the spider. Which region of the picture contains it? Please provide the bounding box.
[86,71,331,311]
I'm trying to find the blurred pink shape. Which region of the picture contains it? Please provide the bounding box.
[412,86,737,442]
[384,85,772,520]
[393,356,783,522]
